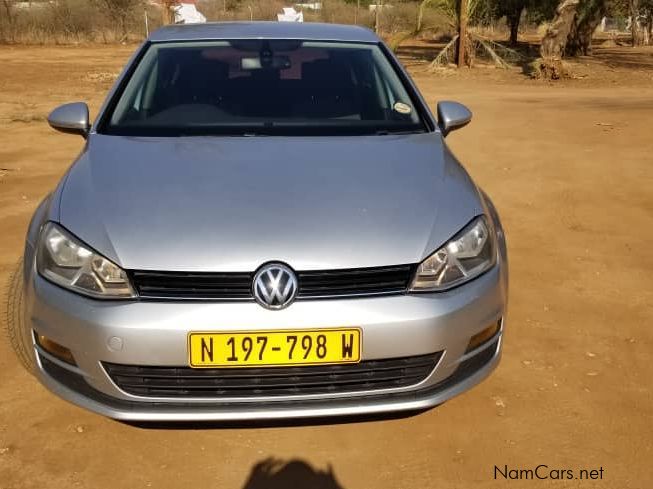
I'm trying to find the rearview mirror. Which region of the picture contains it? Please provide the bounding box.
[436,101,472,137]
[47,102,90,138]
[241,55,291,70]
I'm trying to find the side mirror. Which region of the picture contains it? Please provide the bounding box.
[436,101,472,137]
[47,102,90,138]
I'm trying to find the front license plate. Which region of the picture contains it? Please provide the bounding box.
[188,328,361,368]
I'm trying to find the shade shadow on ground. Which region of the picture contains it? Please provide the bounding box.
[242,458,344,489]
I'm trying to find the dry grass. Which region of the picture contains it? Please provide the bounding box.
[0,0,156,44]
[0,0,458,44]
[82,71,120,84]
[7,113,46,124]
[0,0,540,51]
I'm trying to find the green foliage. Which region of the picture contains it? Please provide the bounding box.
[490,0,527,18]
[575,0,606,23]
[525,0,559,23]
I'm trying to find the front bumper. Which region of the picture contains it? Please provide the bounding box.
[24,258,507,421]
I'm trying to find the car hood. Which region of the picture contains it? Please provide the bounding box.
[58,133,482,272]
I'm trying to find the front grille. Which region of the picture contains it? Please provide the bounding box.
[296,266,413,298]
[103,353,441,398]
[130,271,252,300]
[129,265,414,300]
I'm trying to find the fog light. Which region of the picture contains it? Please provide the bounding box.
[35,332,76,366]
[466,320,501,353]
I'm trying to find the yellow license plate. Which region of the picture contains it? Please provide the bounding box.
[188,328,361,368]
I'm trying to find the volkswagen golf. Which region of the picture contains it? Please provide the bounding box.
[6,22,508,421]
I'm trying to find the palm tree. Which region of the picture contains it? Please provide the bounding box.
[422,0,521,69]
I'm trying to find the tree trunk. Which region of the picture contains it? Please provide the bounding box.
[0,1,8,41]
[566,0,606,56]
[578,9,604,54]
[119,15,127,42]
[416,0,427,34]
[2,0,15,32]
[538,0,580,78]
[457,0,468,68]
[630,0,645,46]
[374,0,383,34]
[541,0,581,58]
[507,6,524,46]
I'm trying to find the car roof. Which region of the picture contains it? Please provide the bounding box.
[149,21,380,43]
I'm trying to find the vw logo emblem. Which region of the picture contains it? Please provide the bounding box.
[253,263,298,310]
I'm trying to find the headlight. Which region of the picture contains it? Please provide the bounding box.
[409,216,496,292]
[37,222,135,298]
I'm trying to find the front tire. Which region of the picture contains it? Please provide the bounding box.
[5,259,35,373]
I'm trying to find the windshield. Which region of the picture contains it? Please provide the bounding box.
[100,40,427,136]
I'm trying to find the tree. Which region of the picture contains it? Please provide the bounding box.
[428,0,519,69]
[1,0,16,41]
[1,0,14,21]
[524,0,560,22]
[537,0,580,77]
[630,0,646,44]
[416,0,429,33]
[487,0,559,47]
[374,0,384,33]
[645,0,653,44]
[489,0,558,47]
[617,0,653,45]
[492,0,528,46]
[458,0,468,66]
[609,0,650,45]
[566,0,607,55]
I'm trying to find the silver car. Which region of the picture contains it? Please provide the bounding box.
[7,22,508,422]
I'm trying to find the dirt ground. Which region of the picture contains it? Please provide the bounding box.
[0,44,652,489]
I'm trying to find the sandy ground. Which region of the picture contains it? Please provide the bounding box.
[0,44,652,489]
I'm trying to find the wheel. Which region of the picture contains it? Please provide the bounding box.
[5,259,35,373]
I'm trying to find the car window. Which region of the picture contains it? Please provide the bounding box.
[102,40,426,136]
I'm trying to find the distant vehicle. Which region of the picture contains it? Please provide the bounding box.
[7,22,508,422]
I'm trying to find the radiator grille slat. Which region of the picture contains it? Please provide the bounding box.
[103,353,440,398]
